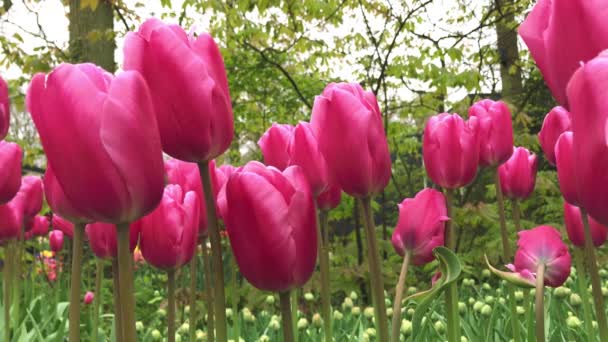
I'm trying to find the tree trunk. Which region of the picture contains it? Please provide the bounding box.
[494,0,523,106]
[68,0,115,72]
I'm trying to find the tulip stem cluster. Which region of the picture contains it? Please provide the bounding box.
[317,209,332,342]
[580,209,608,342]
[443,189,460,342]
[68,224,85,342]
[390,250,410,342]
[279,291,295,342]
[112,260,123,342]
[573,249,595,337]
[168,269,176,342]
[230,254,240,341]
[199,161,228,342]
[495,173,520,342]
[116,225,137,341]
[92,259,103,342]
[359,197,389,342]
[535,263,546,342]
[189,252,198,342]
[201,240,215,342]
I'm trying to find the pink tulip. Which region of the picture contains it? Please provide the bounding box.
[423,113,479,189]
[567,51,608,225]
[316,185,341,211]
[83,291,94,305]
[0,198,24,242]
[287,122,330,196]
[219,161,317,292]
[52,214,74,239]
[43,166,88,223]
[391,188,448,266]
[468,99,514,167]
[85,222,139,259]
[17,176,43,228]
[123,18,234,162]
[165,158,208,236]
[519,0,608,107]
[498,147,538,200]
[49,230,64,252]
[510,225,571,287]
[0,76,10,140]
[554,132,579,206]
[563,202,608,248]
[26,215,49,239]
[0,141,21,205]
[27,63,165,224]
[134,184,200,270]
[210,160,237,198]
[311,83,391,197]
[538,107,571,166]
[258,123,294,171]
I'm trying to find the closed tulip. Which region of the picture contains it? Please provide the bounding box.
[316,185,341,211]
[0,76,10,140]
[43,166,88,223]
[52,214,74,239]
[219,162,317,292]
[26,215,49,239]
[498,147,538,200]
[511,226,571,287]
[468,99,514,167]
[165,158,207,236]
[123,18,234,162]
[288,122,329,196]
[423,113,479,189]
[134,184,199,270]
[258,123,294,171]
[563,202,608,248]
[0,141,22,205]
[85,222,139,259]
[27,63,165,224]
[538,107,571,166]
[391,188,448,266]
[0,198,24,242]
[49,230,64,252]
[84,291,95,305]
[519,0,608,107]
[311,83,391,197]
[210,160,236,198]
[567,51,608,225]
[554,132,579,206]
[17,176,43,227]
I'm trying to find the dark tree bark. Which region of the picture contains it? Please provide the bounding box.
[68,0,115,72]
[494,0,523,105]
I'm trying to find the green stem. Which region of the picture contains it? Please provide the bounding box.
[291,290,298,342]
[168,269,176,342]
[573,248,595,338]
[230,254,239,341]
[199,161,228,342]
[189,250,197,342]
[92,259,103,342]
[523,289,534,342]
[500,188,520,342]
[279,291,295,342]
[116,224,137,342]
[359,197,389,342]
[580,208,608,342]
[390,250,410,342]
[317,209,332,342]
[444,189,460,342]
[4,242,12,342]
[12,228,24,330]
[68,224,85,342]
[535,263,545,342]
[112,260,124,342]
[201,240,215,342]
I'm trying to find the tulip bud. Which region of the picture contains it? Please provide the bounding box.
[49,230,64,252]
[165,158,208,236]
[311,82,391,197]
[0,142,22,205]
[480,305,492,317]
[538,107,571,165]
[124,19,234,162]
[83,291,94,305]
[297,318,308,330]
[468,99,514,167]
[423,113,479,189]
[288,122,330,196]
[567,316,582,329]
[401,319,412,335]
[555,132,580,206]
[316,185,341,211]
[0,76,10,139]
[434,321,446,333]
[333,310,343,321]
[392,188,448,265]
[258,123,295,171]
[563,202,608,248]
[498,147,538,200]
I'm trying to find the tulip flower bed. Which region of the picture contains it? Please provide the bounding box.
[4,1,608,342]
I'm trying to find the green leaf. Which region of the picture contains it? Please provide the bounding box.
[405,246,462,334]
[484,255,535,288]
